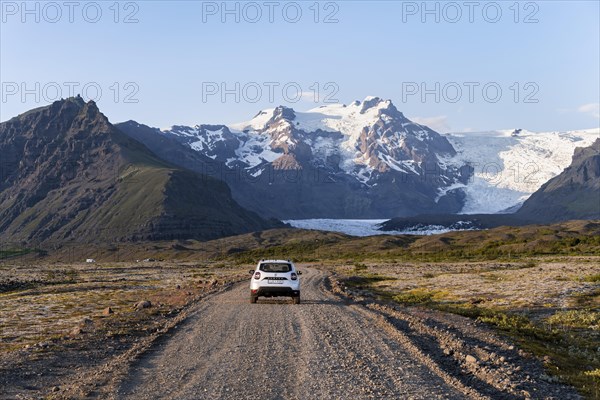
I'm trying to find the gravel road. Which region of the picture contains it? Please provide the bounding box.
[116,268,579,400]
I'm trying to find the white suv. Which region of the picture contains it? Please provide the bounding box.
[249,259,301,304]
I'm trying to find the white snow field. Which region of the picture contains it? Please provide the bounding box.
[442,128,599,214]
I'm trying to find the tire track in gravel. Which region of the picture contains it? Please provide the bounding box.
[115,268,495,400]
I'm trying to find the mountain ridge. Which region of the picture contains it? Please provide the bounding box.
[0,97,281,244]
[128,97,471,219]
[126,97,597,219]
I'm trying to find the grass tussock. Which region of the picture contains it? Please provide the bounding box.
[353,262,368,271]
[392,288,450,304]
[345,273,397,288]
[546,310,600,329]
[580,273,600,283]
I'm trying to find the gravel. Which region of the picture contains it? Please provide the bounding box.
[115,268,580,400]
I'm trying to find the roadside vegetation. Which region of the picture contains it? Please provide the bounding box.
[6,220,598,265]
[335,261,600,399]
[219,220,600,264]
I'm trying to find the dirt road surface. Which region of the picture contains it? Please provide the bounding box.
[116,268,580,400]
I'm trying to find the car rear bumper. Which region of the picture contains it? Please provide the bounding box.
[252,287,300,297]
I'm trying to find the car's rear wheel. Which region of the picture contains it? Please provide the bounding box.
[292,295,300,304]
[250,294,258,304]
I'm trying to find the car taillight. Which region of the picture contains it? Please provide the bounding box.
[291,272,297,281]
[253,271,261,280]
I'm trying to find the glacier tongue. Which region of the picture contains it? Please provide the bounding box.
[284,219,473,236]
[443,128,600,214]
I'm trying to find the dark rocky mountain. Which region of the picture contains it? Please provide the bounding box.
[0,97,280,244]
[120,97,472,219]
[516,138,600,222]
[115,121,226,180]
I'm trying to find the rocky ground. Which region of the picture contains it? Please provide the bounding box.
[0,260,596,399]
[0,264,592,399]
[331,258,600,399]
[332,258,600,315]
[0,261,244,399]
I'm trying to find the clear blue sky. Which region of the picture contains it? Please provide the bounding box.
[1,1,599,132]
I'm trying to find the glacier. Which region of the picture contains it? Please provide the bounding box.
[284,219,476,237]
[442,128,599,214]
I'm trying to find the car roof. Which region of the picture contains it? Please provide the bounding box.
[259,259,293,263]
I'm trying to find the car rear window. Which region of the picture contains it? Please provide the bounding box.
[259,263,291,272]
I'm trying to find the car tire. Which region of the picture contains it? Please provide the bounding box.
[292,295,300,304]
[250,294,258,304]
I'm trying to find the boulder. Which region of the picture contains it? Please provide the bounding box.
[134,300,152,310]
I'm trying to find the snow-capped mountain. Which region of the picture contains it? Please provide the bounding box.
[118,97,598,219]
[156,97,471,218]
[167,97,464,182]
[442,128,599,214]
[225,97,460,184]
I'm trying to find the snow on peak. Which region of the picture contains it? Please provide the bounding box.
[230,105,298,133]
[163,97,457,187]
[296,98,399,136]
[359,96,391,114]
[230,108,276,132]
[167,125,200,137]
[230,97,402,138]
[224,97,449,182]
